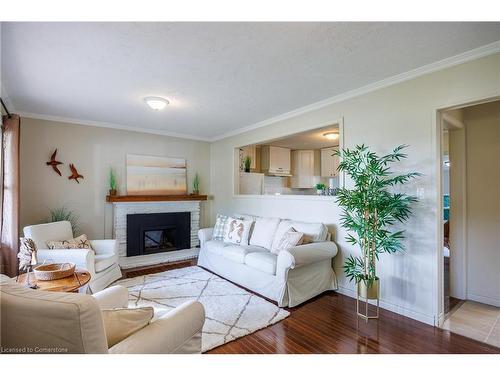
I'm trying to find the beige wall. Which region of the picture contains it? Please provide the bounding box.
[463,101,500,306]
[20,118,211,239]
[210,53,500,324]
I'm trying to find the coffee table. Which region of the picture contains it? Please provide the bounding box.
[16,269,91,293]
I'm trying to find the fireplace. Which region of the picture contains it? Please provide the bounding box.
[126,212,191,257]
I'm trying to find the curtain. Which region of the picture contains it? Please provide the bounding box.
[1,114,20,277]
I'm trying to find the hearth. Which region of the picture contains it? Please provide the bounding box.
[126,212,191,257]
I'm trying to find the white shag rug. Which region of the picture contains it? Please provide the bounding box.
[113,266,290,352]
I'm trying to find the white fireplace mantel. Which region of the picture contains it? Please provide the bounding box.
[111,200,203,269]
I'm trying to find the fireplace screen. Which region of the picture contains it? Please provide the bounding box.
[126,212,191,257]
[143,228,177,254]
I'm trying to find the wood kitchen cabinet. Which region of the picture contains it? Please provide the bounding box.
[261,146,291,175]
[321,147,340,177]
[291,150,321,188]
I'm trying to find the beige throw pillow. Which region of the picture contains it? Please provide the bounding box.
[101,306,154,348]
[272,228,304,254]
[46,234,93,250]
[223,217,253,245]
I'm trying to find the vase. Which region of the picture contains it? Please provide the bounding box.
[109,189,117,196]
[357,278,379,299]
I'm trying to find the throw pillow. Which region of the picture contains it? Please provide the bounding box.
[213,214,229,241]
[249,217,281,250]
[46,234,93,250]
[223,217,253,245]
[101,306,154,348]
[272,228,304,254]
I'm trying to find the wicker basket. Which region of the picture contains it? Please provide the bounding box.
[34,263,76,281]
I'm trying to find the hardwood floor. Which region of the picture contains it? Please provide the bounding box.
[122,260,500,354]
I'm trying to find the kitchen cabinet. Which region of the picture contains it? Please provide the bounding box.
[261,146,291,175]
[291,150,321,188]
[321,147,340,177]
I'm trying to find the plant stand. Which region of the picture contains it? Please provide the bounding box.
[356,280,380,322]
[356,294,379,322]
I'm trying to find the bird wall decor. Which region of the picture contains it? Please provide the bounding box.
[46,149,63,176]
[68,164,84,183]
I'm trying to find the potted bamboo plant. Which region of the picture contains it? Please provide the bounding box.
[335,145,419,313]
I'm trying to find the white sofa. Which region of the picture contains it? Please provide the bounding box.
[23,221,122,292]
[0,274,205,353]
[198,216,338,307]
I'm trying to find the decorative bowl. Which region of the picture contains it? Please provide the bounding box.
[34,262,76,281]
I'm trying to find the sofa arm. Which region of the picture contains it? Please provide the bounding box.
[198,228,213,246]
[93,285,129,309]
[277,241,338,276]
[90,239,117,256]
[109,301,205,354]
[37,249,95,274]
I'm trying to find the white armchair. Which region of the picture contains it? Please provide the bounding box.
[23,221,122,292]
[0,275,205,354]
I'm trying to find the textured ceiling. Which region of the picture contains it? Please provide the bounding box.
[2,22,500,140]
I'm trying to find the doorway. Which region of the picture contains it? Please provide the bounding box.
[438,99,500,348]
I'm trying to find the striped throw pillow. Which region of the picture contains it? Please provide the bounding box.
[213,214,229,241]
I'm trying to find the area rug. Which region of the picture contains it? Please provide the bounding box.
[113,266,290,352]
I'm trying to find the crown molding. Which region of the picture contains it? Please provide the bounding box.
[19,112,210,142]
[209,40,500,142]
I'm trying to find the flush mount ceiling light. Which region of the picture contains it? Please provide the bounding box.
[144,96,169,111]
[323,131,339,141]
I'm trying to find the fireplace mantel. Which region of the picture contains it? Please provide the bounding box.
[106,194,208,203]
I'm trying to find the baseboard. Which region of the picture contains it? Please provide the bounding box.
[467,293,500,307]
[337,285,436,326]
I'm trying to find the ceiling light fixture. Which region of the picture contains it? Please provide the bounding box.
[144,96,169,111]
[323,131,339,141]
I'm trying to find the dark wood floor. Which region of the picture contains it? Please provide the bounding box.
[122,260,499,354]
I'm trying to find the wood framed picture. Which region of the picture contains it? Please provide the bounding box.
[126,154,187,195]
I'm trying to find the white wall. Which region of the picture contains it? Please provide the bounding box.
[210,53,500,325]
[20,118,211,239]
[448,124,467,300]
[463,101,500,306]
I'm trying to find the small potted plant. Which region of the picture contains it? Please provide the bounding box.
[192,173,200,195]
[244,156,252,173]
[109,168,118,196]
[314,183,326,195]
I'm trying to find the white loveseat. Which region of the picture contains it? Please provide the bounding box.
[23,221,122,292]
[198,216,338,307]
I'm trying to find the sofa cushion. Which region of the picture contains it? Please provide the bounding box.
[102,306,154,348]
[244,252,278,275]
[204,240,229,256]
[221,245,247,263]
[271,220,328,251]
[221,244,267,263]
[249,217,280,250]
[95,253,117,273]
